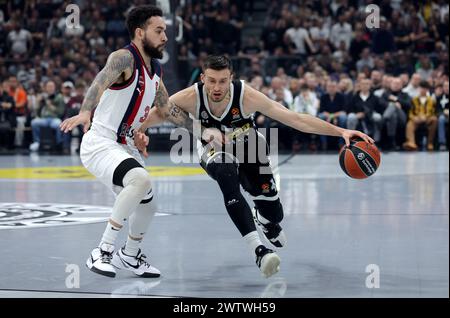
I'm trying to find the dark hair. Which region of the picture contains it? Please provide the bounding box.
[202,55,233,73]
[126,5,163,39]
[300,83,309,91]
[419,80,430,89]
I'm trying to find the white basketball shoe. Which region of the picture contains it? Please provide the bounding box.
[111,247,161,278]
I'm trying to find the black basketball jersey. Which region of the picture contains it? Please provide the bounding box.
[194,80,256,145]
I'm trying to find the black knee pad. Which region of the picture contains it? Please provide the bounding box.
[112,158,144,187]
[254,198,284,224]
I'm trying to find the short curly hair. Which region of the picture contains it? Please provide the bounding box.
[126,5,163,39]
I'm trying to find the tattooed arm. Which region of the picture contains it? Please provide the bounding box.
[138,84,227,146]
[138,82,196,133]
[60,49,134,133]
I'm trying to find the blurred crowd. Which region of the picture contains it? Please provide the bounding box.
[179,0,449,151]
[0,0,449,153]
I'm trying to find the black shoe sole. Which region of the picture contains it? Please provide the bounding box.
[86,263,116,278]
[136,272,161,278]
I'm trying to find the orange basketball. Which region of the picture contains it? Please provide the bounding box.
[339,138,381,179]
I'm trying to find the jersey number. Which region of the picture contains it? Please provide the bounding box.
[139,105,150,123]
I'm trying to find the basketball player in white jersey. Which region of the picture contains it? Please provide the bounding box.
[136,55,374,278]
[60,5,193,278]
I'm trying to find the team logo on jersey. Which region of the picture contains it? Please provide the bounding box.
[0,203,169,229]
[231,107,240,119]
[136,74,145,96]
[201,111,209,119]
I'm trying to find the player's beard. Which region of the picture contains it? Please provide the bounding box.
[142,37,164,59]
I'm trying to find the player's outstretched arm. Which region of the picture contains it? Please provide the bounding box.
[61,49,134,133]
[138,84,226,145]
[243,84,374,147]
[138,82,197,133]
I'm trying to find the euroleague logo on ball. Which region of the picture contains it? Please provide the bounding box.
[339,139,381,179]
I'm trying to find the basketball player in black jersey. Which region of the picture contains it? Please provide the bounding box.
[137,55,374,278]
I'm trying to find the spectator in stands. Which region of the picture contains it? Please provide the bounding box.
[284,17,316,56]
[374,75,392,98]
[293,83,320,150]
[6,76,27,147]
[393,50,415,75]
[317,80,347,150]
[370,70,384,92]
[338,77,354,109]
[347,79,384,143]
[371,17,396,54]
[268,76,293,107]
[29,80,65,152]
[403,73,422,98]
[62,81,85,154]
[416,54,434,80]
[349,29,370,65]
[356,47,374,72]
[0,81,16,149]
[7,20,33,59]
[435,80,449,150]
[330,13,352,51]
[381,77,411,150]
[403,81,437,151]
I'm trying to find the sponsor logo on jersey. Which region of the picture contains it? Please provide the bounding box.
[231,107,240,119]
[261,183,270,193]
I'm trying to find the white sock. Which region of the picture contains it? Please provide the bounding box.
[243,231,264,253]
[100,221,121,246]
[124,236,141,256]
[125,198,157,256]
[100,168,151,246]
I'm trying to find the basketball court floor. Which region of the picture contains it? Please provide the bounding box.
[0,151,448,298]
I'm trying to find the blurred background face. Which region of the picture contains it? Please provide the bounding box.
[270,77,283,90]
[371,71,382,85]
[9,77,18,89]
[382,76,392,89]
[275,88,285,101]
[62,85,72,96]
[390,78,403,92]
[326,81,338,95]
[419,86,428,96]
[360,79,371,93]
[444,81,449,94]
[411,74,421,86]
[46,81,56,95]
[400,74,410,86]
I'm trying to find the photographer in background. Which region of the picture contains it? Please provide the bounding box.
[29,80,65,152]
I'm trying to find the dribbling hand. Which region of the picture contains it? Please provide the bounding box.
[134,131,149,158]
[60,111,91,133]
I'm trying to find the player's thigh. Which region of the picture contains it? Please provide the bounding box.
[80,131,144,192]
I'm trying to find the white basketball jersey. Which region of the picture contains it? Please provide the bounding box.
[91,42,162,145]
